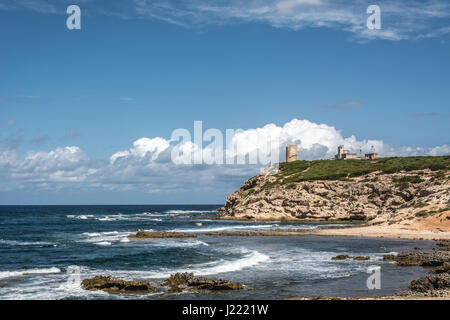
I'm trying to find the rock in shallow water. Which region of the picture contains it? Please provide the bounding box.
[353,256,370,261]
[383,251,450,266]
[331,255,370,261]
[128,231,196,239]
[81,273,244,295]
[331,255,350,260]
[81,276,158,294]
[163,272,244,292]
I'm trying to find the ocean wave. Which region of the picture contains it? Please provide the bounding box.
[165,210,216,214]
[139,238,210,248]
[0,239,56,247]
[77,230,210,248]
[138,212,169,217]
[78,231,133,246]
[67,214,95,220]
[186,248,269,276]
[0,267,61,280]
[95,241,112,246]
[67,213,163,222]
[135,248,269,279]
[72,247,268,281]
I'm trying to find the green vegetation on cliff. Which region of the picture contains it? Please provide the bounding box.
[263,156,450,189]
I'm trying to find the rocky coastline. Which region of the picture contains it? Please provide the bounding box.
[220,168,449,224]
[386,240,450,298]
[79,241,450,299]
[289,240,450,300]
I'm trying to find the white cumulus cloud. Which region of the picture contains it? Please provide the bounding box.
[0,118,448,196]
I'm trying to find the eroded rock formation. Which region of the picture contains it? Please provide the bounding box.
[81,276,158,294]
[220,169,449,224]
[163,272,244,292]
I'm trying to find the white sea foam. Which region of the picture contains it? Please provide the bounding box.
[165,210,216,214]
[95,241,112,246]
[0,267,61,280]
[78,230,210,247]
[70,247,269,282]
[78,231,133,246]
[0,239,55,247]
[67,213,163,222]
[139,239,210,248]
[132,248,269,279]
[138,212,168,217]
[67,214,94,220]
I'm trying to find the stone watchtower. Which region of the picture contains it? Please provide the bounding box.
[286,145,298,163]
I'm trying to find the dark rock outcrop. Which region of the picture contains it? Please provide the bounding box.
[409,273,450,292]
[353,256,370,261]
[383,251,450,267]
[331,255,370,261]
[389,243,450,297]
[331,255,350,260]
[81,276,158,294]
[430,262,450,274]
[128,231,196,239]
[163,272,243,292]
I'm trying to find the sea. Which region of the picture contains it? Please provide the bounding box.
[0,205,434,300]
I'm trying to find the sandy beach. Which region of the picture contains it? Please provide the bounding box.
[313,210,450,241]
[207,210,450,241]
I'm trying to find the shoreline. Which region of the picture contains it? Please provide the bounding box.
[197,209,450,241]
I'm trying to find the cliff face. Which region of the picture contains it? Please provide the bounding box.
[221,164,450,224]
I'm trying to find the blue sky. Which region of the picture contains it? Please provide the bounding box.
[0,0,449,204]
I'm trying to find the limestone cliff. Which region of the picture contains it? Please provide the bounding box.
[220,157,450,224]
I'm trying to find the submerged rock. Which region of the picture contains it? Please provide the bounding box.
[331,255,350,260]
[188,277,244,291]
[163,272,243,292]
[81,276,158,294]
[331,255,370,261]
[353,256,370,261]
[128,231,196,239]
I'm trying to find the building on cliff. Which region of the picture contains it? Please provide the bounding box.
[335,145,358,160]
[364,152,379,160]
[335,146,379,160]
[286,145,298,162]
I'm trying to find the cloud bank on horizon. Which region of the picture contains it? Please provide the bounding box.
[1,0,450,41]
[0,118,448,195]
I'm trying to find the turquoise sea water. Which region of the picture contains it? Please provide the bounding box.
[0,205,433,299]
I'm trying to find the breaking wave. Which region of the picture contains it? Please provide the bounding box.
[0,267,61,280]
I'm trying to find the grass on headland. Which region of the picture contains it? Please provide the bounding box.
[262,156,450,189]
